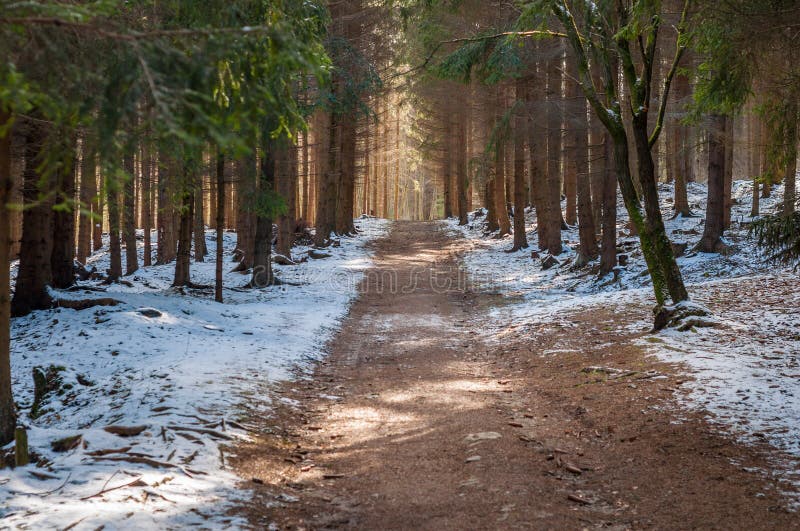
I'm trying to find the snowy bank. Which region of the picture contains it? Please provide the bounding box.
[1,217,389,529]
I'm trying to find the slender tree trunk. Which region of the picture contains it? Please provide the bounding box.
[215,150,225,302]
[193,178,206,262]
[123,153,138,275]
[457,106,469,225]
[141,143,152,266]
[107,179,122,281]
[599,132,617,275]
[494,135,511,236]
[277,141,298,255]
[156,158,177,264]
[234,156,256,269]
[316,109,340,245]
[12,120,54,315]
[0,111,16,445]
[631,114,689,304]
[336,118,356,234]
[698,114,727,253]
[77,141,94,263]
[92,171,103,252]
[575,116,598,265]
[783,106,797,215]
[51,138,76,289]
[173,190,193,286]
[252,138,276,288]
[545,51,564,253]
[723,115,734,228]
[512,86,528,250]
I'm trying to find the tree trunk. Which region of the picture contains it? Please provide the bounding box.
[631,114,689,304]
[92,172,103,252]
[783,106,797,215]
[485,178,499,232]
[545,52,563,254]
[193,178,206,262]
[11,120,54,316]
[336,118,356,234]
[77,141,95,263]
[157,158,177,264]
[494,135,511,237]
[173,189,193,287]
[457,108,469,225]
[252,139,276,288]
[234,156,256,269]
[277,141,298,256]
[215,150,225,302]
[0,110,16,445]
[575,109,598,266]
[141,143,152,266]
[107,181,122,281]
[599,132,617,276]
[316,109,339,245]
[122,153,138,275]
[51,139,76,289]
[512,87,528,250]
[723,115,734,228]
[698,114,727,253]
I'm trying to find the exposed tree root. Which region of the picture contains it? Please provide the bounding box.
[55,298,121,311]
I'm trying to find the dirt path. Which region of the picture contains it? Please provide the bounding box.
[233,221,799,529]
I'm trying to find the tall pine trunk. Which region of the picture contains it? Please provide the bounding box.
[252,138,276,288]
[107,179,122,281]
[77,141,95,263]
[215,150,225,303]
[698,114,727,253]
[141,142,152,266]
[11,120,54,315]
[0,111,16,445]
[599,132,617,276]
[123,153,138,275]
[51,137,76,289]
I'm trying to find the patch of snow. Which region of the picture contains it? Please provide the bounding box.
[2,218,389,529]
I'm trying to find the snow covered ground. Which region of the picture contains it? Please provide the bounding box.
[1,217,389,529]
[449,180,800,495]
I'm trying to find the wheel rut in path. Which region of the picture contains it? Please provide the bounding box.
[233,221,799,530]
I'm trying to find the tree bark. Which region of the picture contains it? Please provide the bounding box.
[51,138,76,289]
[511,86,528,250]
[11,120,54,315]
[92,171,104,252]
[599,132,617,276]
[156,158,177,264]
[783,106,797,215]
[544,51,563,254]
[123,153,138,275]
[141,143,152,266]
[77,141,95,263]
[698,114,727,253]
[107,180,122,281]
[316,109,339,245]
[215,150,225,302]
[193,177,206,262]
[252,139,276,288]
[0,110,16,445]
[277,140,298,255]
[173,189,193,287]
[494,134,511,237]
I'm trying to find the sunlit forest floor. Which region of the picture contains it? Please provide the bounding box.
[231,219,799,528]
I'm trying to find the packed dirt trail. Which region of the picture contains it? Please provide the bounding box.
[233,222,799,529]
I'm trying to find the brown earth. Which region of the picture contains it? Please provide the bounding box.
[231,221,800,530]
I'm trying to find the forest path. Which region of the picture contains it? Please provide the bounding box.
[233,221,798,529]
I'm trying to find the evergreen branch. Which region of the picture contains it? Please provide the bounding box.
[391,30,566,80]
[0,17,278,41]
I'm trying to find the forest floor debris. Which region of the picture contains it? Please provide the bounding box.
[1,218,388,528]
